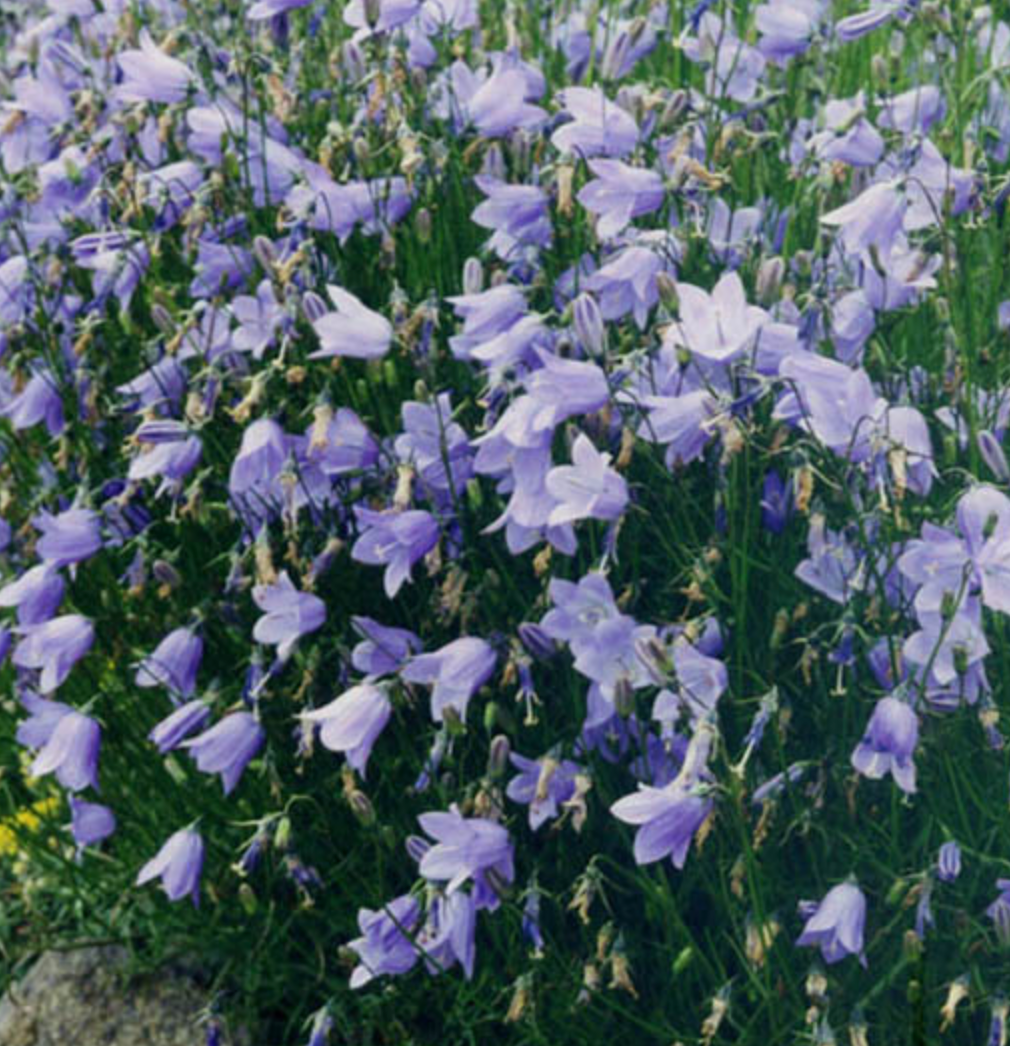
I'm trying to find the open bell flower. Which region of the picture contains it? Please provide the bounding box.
[183,711,265,795]
[29,709,101,792]
[416,806,514,910]
[609,780,713,868]
[796,881,868,967]
[850,696,918,794]
[12,614,95,693]
[136,826,205,907]
[545,433,629,527]
[301,683,392,777]
[135,627,203,699]
[310,286,392,360]
[252,571,326,661]
[69,797,116,851]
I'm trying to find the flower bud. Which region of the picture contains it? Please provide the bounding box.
[871,53,890,86]
[301,290,328,324]
[756,257,785,305]
[979,430,1010,482]
[253,235,276,272]
[672,945,694,975]
[517,622,557,661]
[462,257,483,295]
[613,676,635,718]
[656,271,678,310]
[487,734,511,777]
[239,882,258,915]
[152,559,182,589]
[939,975,970,1032]
[573,292,607,357]
[348,790,376,826]
[658,89,688,129]
[600,31,631,82]
[274,815,292,853]
[342,40,366,81]
[150,303,175,335]
[482,143,506,182]
[634,635,673,685]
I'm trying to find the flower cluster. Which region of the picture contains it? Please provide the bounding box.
[1,0,1009,1041]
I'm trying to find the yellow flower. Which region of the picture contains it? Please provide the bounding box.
[0,824,18,858]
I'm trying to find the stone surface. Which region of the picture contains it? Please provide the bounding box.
[0,946,231,1046]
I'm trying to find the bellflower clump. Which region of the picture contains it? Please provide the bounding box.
[3,0,1010,1037]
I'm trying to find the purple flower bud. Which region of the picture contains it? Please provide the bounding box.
[341,40,367,81]
[152,560,183,589]
[572,293,607,357]
[135,420,192,445]
[301,290,329,324]
[405,834,431,864]
[149,699,212,754]
[522,888,544,954]
[760,470,794,535]
[304,1010,334,1046]
[937,841,962,884]
[979,430,1010,483]
[517,622,557,662]
[836,4,905,43]
[284,854,322,890]
[989,885,1010,947]
[462,257,483,295]
[487,735,511,777]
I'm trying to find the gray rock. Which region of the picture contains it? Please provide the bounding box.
[0,946,238,1046]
